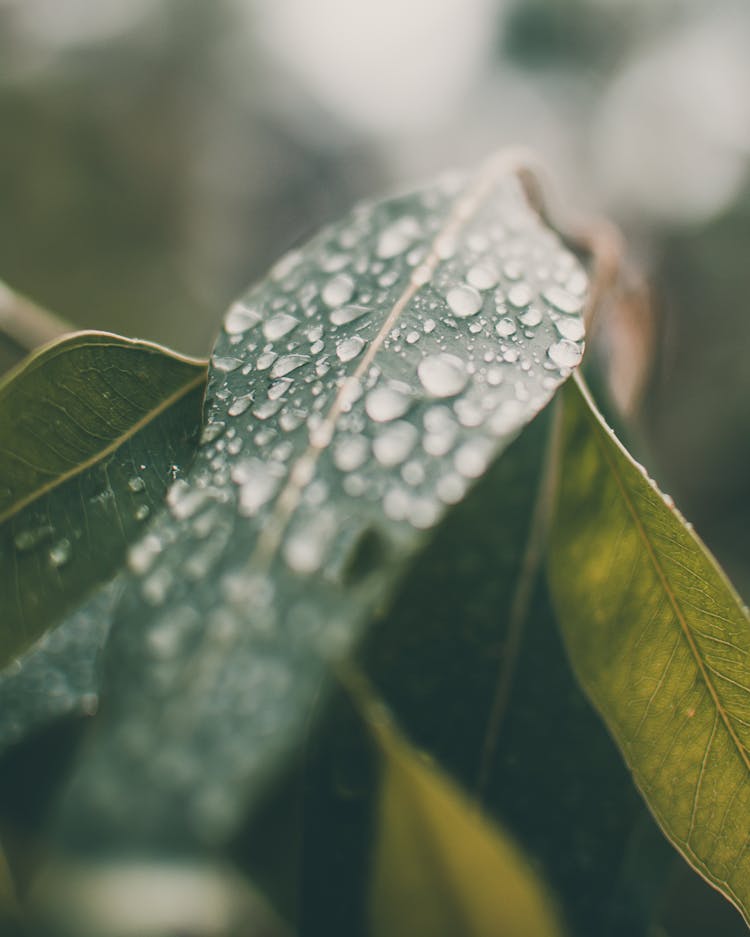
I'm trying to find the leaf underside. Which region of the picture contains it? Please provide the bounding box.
[549,375,750,927]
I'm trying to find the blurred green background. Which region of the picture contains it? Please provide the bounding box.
[1,0,748,603]
[1,1,749,932]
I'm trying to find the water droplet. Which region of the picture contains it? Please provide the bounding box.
[548,339,583,368]
[418,353,468,398]
[128,475,146,493]
[227,395,253,417]
[405,330,420,344]
[263,313,299,341]
[377,216,420,258]
[14,525,54,551]
[128,533,162,575]
[284,515,333,574]
[495,317,517,338]
[211,355,243,373]
[554,317,585,341]
[446,285,482,318]
[507,284,533,308]
[423,318,436,334]
[330,304,369,327]
[436,472,466,504]
[224,302,261,335]
[518,305,542,327]
[373,421,418,467]
[167,479,209,520]
[253,399,283,421]
[543,285,583,315]
[271,354,309,379]
[365,385,410,422]
[49,538,71,567]
[333,435,369,472]
[231,459,280,517]
[200,421,226,445]
[322,274,355,307]
[256,350,278,370]
[336,336,365,363]
[454,439,493,478]
[135,504,150,521]
[467,264,499,290]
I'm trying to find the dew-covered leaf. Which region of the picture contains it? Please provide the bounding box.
[362,690,563,937]
[549,374,750,927]
[54,158,588,861]
[0,331,206,668]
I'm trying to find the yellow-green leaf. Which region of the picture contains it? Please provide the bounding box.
[366,697,563,937]
[549,373,750,927]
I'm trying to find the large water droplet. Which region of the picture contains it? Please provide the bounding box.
[554,317,585,341]
[373,421,418,467]
[271,354,309,379]
[467,264,499,290]
[224,302,261,335]
[333,435,369,472]
[507,284,533,309]
[376,216,420,259]
[263,313,299,342]
[322,274,355,307]
[364,385,410,423]
[543,285,583,315]
[417,353,468,398]
[336,336,365,363]
[211,355,243,373]
[446,285,482,318]
[227,395,253,417]
[495,317,517,338]
[548,339,584,368]
[330,304,370,327]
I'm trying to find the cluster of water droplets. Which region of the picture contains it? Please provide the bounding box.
[66,168,589,845]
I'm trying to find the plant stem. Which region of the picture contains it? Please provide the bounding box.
[0,279,74,354]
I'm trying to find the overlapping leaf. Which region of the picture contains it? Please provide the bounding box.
[54,157,590,866]
[362,690,563,937]
[0,332,206,745]
[549,374,750,928]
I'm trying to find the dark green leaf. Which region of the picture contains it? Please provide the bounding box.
[0,332,206,690]
[549,374,750,927]
[54,158,589,866]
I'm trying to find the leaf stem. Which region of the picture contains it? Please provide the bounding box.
[0,278,75,354]
[475,401,564,801]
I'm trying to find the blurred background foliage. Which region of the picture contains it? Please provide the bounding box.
[0,0,748,599]
[1,2,749,933]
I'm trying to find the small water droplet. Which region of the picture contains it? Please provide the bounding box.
[49,538,71,567]
[228,394,253,417]
[212,355,243,373]
[446,285,482,318]
[13,525,54,551]
[495,317,517,338]
[135,504,150,522]
[418,353,468,398]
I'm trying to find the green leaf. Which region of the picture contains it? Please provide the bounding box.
[54,157,589,861]
[0,330,206,666]
[362,689,564,937]
[549,374,750,927]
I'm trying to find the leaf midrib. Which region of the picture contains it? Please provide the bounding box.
[0,370,206,527]
[575,374,750,775]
